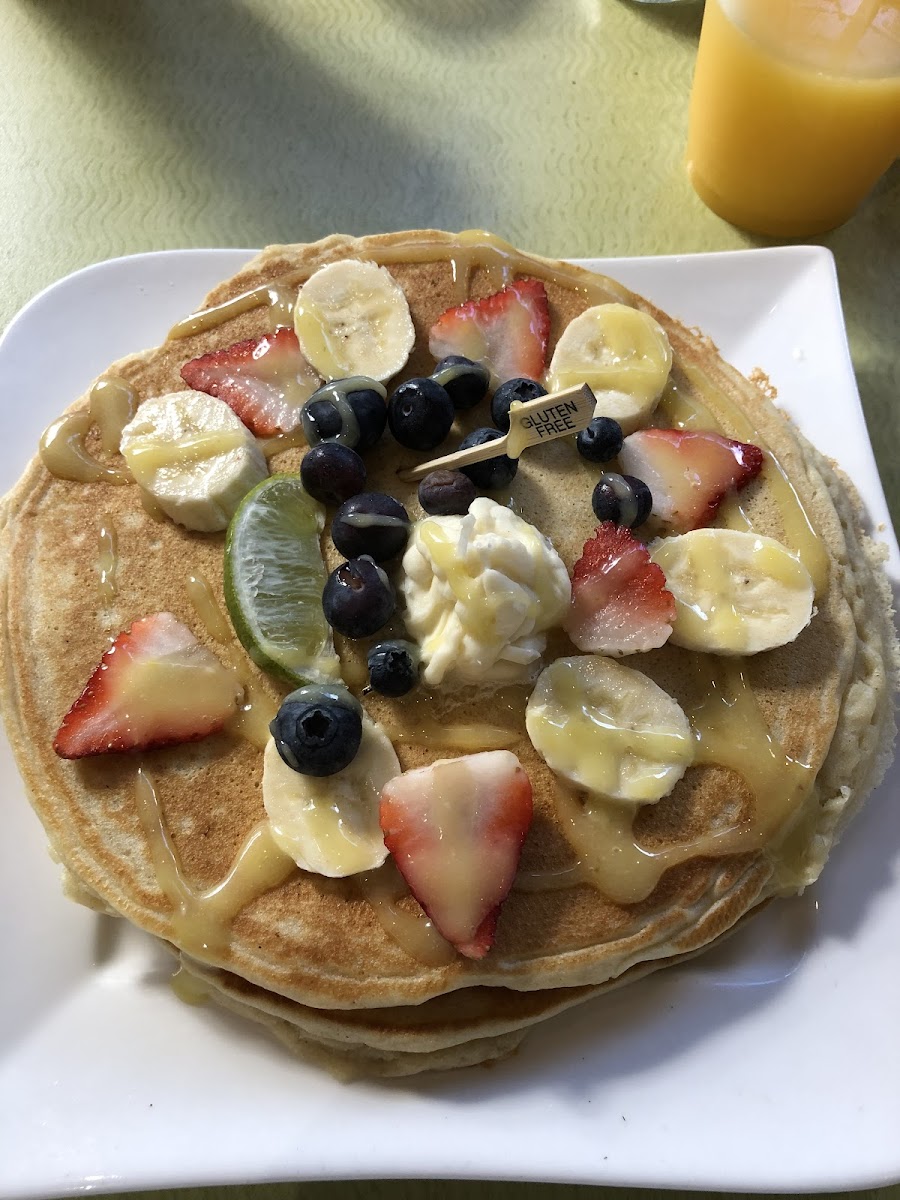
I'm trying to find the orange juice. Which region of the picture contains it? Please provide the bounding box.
[686,0,900,236]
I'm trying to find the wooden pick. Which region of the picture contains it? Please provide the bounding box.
[397,383,596,484]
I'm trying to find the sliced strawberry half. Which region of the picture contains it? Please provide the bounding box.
[619,428,764,533]
[54,612,241,759]
[180,327,321,437]
[428,278,550,384]
[565,522,675,655]
[379,750,533,959]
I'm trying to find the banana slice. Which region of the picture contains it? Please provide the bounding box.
[120,391,267,532]
[293,259,415,382]
[262,717,400,877]
[526,656,693,803]
[546,303,672,434]
[650,528,815,655]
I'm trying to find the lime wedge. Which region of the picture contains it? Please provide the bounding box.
[224,474,339,685]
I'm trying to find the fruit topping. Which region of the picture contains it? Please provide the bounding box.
[417,469,477,516]
[263,713,400,876]
[575,415,624,463]
[591,471,653,528]
[299,377,388,452]
[565,522,675,655]
[456,427,518,490]
[618,428,764,533]
[546,303,673,435]
[119,391,268,533]
[402,498,571,687]
[322,556,396,639]
[331,492,410,562]
[269,683,363,777]
[428,278,551,386]
[299,442,367,507]
[293,260,415,382]
[180,328,321,437]
[300,374,388,453]
[367,640,420,697]
[387,377,455,451]
[54,612,241,759]
[341,384,389,452]
[491,376,547,433]
[650,528,814,655]
[526,656,693,803]
[224,475,339,685]
[430,355,490,411]
[379,750,534,958]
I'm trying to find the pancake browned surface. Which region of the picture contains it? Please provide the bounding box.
[1,231,896,1074]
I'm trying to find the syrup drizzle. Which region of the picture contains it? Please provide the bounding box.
[167,283,296,340]
[97,515,118,603]
[134,767,295,958]
[185,572,277,750]
[40,376,135,484]
[357,863,456,967]
[533,658,813,905]
[170,966,211,1006]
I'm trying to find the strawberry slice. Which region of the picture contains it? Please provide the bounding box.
[180,327,321,437]
[54,612,241,759]
[379,750,533,959]
[619,428,764,533]
[428,278,550,384]
[565,522,675,655]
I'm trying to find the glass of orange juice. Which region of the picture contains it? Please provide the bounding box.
[685,0,900,236]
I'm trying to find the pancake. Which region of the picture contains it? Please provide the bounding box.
[1,231,897,1074]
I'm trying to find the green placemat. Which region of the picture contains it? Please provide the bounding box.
[1,0,896,532]
[1,2,897,1197]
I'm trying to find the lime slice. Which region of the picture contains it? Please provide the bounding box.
[224,474,339,685]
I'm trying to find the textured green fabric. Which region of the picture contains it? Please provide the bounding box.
[0,1,897,1196]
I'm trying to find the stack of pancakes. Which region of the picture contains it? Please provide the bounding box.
[1,232,896,1076]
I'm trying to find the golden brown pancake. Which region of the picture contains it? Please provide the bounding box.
[1,231,896,1074]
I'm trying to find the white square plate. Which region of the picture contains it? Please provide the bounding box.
[0,248,897,1198]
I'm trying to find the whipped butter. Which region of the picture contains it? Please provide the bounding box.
[402,497,570,687]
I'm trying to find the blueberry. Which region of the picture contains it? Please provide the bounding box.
[417,469,477,516]
[387,377,455,450]
[457,428,519,491]
[344,386,388,452]
[300,443,366,506]
[331,492,410,562]
[575,416,624,464]
[322,556,396,638]
[591,472,653,528]
[431,356,490,411]
[367,640,419,697]
[624,474,654,527]
[301,397,344,444]
[269,683,362,777]
[491,377,547,432]
[301,377,388,452]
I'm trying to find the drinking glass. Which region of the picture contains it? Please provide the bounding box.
[685,0,900,236]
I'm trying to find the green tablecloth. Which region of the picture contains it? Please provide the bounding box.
[1,2,897,1198]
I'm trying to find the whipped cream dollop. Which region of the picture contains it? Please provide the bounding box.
[402,497,570,687]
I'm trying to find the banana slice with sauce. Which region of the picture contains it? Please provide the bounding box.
[119,391,268,532]
[545,303,672,434]
[293,259,415,382]
[526,656,694,804]
[650,528,815,655]
[262,717,401,877]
